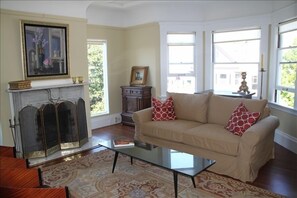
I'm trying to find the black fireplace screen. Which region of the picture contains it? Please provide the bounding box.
[40,103,60,156]
[19,106,44,158]
[19,98,88,159]
[77,98,88,145]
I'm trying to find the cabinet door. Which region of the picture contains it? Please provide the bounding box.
[123,96,139,113]
[121,86,152,126]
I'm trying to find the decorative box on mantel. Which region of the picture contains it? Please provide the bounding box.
[7,83,89,159]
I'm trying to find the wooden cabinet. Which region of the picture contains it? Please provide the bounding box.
[121,86,152,126]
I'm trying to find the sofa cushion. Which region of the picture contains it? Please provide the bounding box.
[225,103,261,136]
[208,94,267,126]
[141,120,203,143]
[167,92,211,123]
[152,96,176,121]
[183,124,240,156]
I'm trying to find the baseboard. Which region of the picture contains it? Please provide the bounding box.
[274,129,297,154]
[90,113,122,130]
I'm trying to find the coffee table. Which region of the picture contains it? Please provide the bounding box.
[98,139,215,198]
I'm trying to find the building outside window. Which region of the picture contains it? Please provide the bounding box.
[275,19,297,109]
[87,40,109,116]
[212,28,261,95]
[167,33,196,93]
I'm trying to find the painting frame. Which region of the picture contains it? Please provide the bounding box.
[130,66,149,86]
[21,20,70,80]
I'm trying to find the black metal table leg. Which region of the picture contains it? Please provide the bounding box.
[191,177,196,188]
[130,156,133,165]
[173,171,178,198]
[112,151,119,173]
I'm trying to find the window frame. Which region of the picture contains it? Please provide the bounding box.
[87,39,109,117]
[160,22,203,97]
[211,27,262,96]
[274,18,297,110]
[167,32,196,93]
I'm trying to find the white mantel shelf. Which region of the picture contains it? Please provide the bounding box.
[7,82,87,93]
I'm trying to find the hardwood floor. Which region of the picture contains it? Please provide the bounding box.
[251,143,297,198]
[39,124,297,198]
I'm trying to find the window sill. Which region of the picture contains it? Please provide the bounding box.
[268,102,297,116]
[91,111,109,118]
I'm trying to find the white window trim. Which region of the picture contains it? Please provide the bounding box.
[271,18,297,110]
[204,15,271,98]
[211,27,262,96]
[87,39,109,117]
[269,12,297,111]
[160,22,203,98]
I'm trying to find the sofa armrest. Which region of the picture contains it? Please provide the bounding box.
[241,115,279,145]
[238,115,279,181]
[132,107,153,140]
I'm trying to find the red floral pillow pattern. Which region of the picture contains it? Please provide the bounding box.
[225,103,261,136]
[152,96,176,121]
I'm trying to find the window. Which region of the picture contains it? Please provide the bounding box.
[212,28,261,95]
[275,19,297,109]
[167,33,196,93]
[87,40,109,116]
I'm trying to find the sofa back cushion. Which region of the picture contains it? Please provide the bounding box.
[167,92,211,123]
[208,94,268,126]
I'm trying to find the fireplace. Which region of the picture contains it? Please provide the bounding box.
[19,99,88,158]
[8,83,89,159]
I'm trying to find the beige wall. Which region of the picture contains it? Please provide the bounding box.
[0,9,90,146]
[124,23,160,97]
[271,108,297,138]
[0,9,160,146]
[2,9,295,148]
[87,25,126,114]
[87,23,160,115]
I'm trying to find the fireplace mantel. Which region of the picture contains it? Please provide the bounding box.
[7,83,86,93]
[7,83,86,109]
[7,83,87,158]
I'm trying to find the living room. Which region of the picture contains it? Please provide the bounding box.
[0,0,296,197]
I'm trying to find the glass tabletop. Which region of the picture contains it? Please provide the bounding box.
[98,139,215,177]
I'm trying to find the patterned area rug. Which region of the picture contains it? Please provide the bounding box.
[41,149,284,198]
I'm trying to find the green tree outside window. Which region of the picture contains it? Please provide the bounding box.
[280,38,297,108]
[88,43,105,115]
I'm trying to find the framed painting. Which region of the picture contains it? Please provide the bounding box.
[21,20,70,80]
[130,66,149,86]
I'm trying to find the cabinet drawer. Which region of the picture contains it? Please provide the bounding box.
[123,88,143,96]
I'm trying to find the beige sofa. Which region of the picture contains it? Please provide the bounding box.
[132,92,280,182]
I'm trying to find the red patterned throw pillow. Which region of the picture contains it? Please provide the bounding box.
[152,96,176,121]
[225,103,261,136]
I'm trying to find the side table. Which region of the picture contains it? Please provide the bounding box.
[120,86,152,126]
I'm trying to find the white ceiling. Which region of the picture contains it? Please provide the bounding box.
[1,1,296,27]
[87,0,297,27]
[90,0,297,9]
[90,0,143,8]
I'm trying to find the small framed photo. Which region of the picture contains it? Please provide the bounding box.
[130,66,149,86]
[21,20,70,80]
